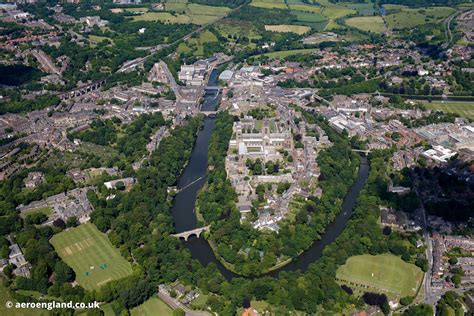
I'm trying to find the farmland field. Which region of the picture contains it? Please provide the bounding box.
[422,101,474,120]
[130,297,172,316]
[135,2,229,25]
[250,0,288,9]
[265,24,311,35]
[288,4,322,13]
[385,6,456,29]
[345,16,386,33]
[260,48,316,58]
[50,223,133,291]
[340,2,377,16]
[336,254,423,299]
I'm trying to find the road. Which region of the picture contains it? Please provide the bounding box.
[117,1,248,73]
[442,11,459,49]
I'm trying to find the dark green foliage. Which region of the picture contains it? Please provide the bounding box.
[403,304,434,315]
[25,213,48,225]
[0,65,44,86]
[0,94,60,115]
[69,119,118,146]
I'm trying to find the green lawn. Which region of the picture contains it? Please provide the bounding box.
[130,297,172,316]
[20,206,52,218]
[336,254,423,299]
[50,223,133,291]
[422,101,474,120]
[345,16,386,33]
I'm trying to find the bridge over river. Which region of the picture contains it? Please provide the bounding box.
[172,226,211,241]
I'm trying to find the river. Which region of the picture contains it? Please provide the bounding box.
[170,70,370,280]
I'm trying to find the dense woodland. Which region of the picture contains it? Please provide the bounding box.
[68,112,167,163]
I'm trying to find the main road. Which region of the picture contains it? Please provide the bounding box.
[117,1,248,73]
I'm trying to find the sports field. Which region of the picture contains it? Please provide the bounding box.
[336,254,423,299]
[422,101,474,120]
[265,24,311,35]
[50,223,132,291]
[345,16,386,33]
[130,297,172,316]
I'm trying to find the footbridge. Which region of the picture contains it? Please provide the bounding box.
[352,149,372,155]
[172,225,211,241]
[201,111,218,117]
[176,176,204,193]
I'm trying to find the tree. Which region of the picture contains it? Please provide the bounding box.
[403,304,433,316]
[400,296,414,306]
[66,216,79,228]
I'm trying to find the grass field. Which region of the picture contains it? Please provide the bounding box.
[134,2,229,25]
[50,223,132,291]
[260,48,316,58]
[265,24,311,35]
[340,2,377,16]
[250,0,288,9]
[288,4,321,13]
[385,6,456,29]
[123,7,149,12]
[422,101,474,120]
[130,297,172,316]
[345,16,386,33]
[336,254,423,299]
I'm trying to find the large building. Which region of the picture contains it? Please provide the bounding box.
[229,117,293,159]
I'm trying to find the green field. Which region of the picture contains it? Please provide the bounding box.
[50,223,133,291]
[130,297,172,316]
[345,16,386,33]
[251,0,288,9]
[422,101,474,120]
[336,254,423,299]
[340,2,377,16]
[123,7,149,12]
[260,48,316,58]
[21,206,52,218]
[134,2,229,25]
[265,24,311,35]
[385,6,456,29]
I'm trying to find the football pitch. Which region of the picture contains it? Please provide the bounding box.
[336,254,423,299]
[50,223,132,291]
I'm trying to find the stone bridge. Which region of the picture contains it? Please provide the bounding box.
[201,111,218,117]
[60,80,106,100]
[172,225,211,241]
[352,149,372,155]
